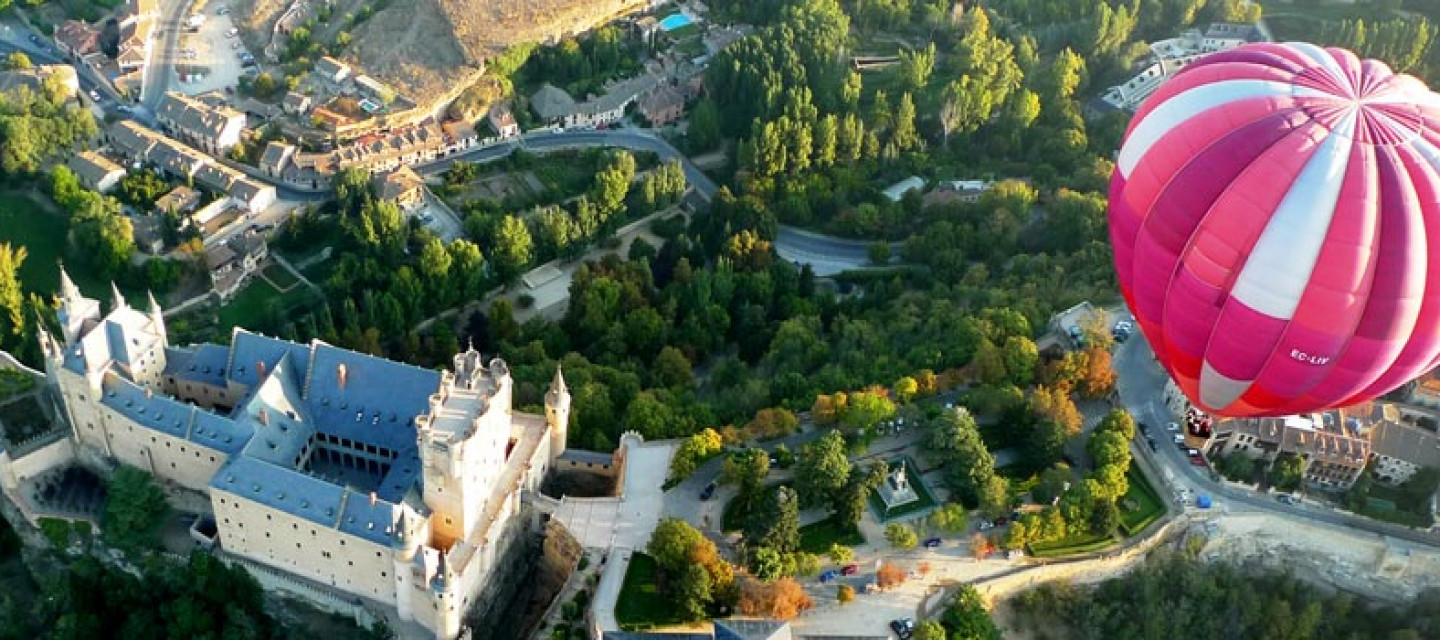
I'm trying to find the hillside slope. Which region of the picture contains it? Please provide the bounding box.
[349,0,649,97]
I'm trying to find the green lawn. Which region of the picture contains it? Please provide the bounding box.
[1028,531,1117,558]
[0,395,48,443]
[0,191,144,304]
[798,515,866,553]
[868,456,939,523]
[216,279,320,332]
[614,552,688,631]
[1118,467,1166,536]
[261,262,300,289]
[664,23,701,39]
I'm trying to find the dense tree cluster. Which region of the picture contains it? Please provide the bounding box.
[646,518,737,621]
[0,75,96,176]
[1012,555,1440,640]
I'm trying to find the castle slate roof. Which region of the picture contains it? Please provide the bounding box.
[100,372,254,455]
[305,342,440,454]
[163,344,232,387]
[210,455,402,545]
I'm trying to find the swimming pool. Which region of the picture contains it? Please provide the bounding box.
[659,13,693,31]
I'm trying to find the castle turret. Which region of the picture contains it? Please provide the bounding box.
[429,549,462,639]
[55,264,100,345]
[545,365,571,457]
[109,281,126,312]
[146,290,167,346]
[391,509,422,624]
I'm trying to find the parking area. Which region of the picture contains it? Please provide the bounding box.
[174,4,251,96]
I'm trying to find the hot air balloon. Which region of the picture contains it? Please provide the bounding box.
[1109,42,1440,418]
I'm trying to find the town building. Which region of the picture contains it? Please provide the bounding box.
[371,165,426,210]
[637,84,685,126]
[1368,415,1440,486]
[153,185,202,216]
[314,56,352,84]
[131,215,167,254]
[487,103,519,138]
[105,121,275,213]
[116,0,157,74]
[25,266,573,639]
[259,141,297,178]
[882,176,925,203]
[282,91,313,115]
[156,91,247,155]
[1092,22,1267,114]
[1204,409,1373,490]
[53,20,102,61]
[204,232,268,301]
[441,120,479,153]
[67,151,127,194]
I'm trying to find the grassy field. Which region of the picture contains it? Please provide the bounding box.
[799,515,866,553]
[1028,531,1117,558]
[216,279,320,332]
[261,262,300,289]
[1118,467,1166,536]
[614,552,688,630]
[0,191,144,303]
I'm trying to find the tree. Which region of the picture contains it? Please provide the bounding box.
[1089,498,1120,536]
[737,576,813,619]
[648,518,707,573]
[1031,385,1084,436]
[970,533,993,559]
[677,563,712,621]
[868,240,891,266]
[103,466,172,554]
[978,475,1011,520]
[931,502,968,533]
[1000,336,1039,386]
[250,72,277,97]
[885,522,918,549]
[1087,430,1132,470]
[914,620,946,640]
[876,561,907,588]
[0,243,25,340]
[671,428,723,479]
[652,346,695,389]
[720,447,770,504]
[4,52,30,70]
[1216,453,1256,483]
[748,486,801,555]
[688,98,722,152]
[1270,453,1306,492]
[828,543,853,565]
[940,585,1001,640]
[746,408,799,439]
[894,376,919,403]
[491,215,533,285]
[1095,409,1136,441]
[891,92,920,151]
[795,430,851,506]
[1080,346,1117,398]
[836,583,855,604]
[897,43,936,91]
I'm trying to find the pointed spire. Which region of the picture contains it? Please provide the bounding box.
[58,263,80,301]
[549,365,568,398]
[147,290,162,316]
[109,282,126,311]
[432,550,451,591]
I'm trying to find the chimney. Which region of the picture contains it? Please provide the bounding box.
[369,491,377,507]
[258,409,269,426]
[338,364,348,390]
[144,388,152,399]
[257,360,266,378]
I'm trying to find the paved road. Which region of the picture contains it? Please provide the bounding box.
[140,0,195,113]
[775,225,882,276]
[1113,326,1440,548]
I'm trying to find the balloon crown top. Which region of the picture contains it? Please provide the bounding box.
[1232,42,1437,146]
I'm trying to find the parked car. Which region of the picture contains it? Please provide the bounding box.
[978,520,994,531]
[841,563,860,576]
[88,90,102,102]
[1277,494,1300,505]
[993,516,1009,526]
[1167,422,1180,432]
[1006,549,1025,560]
[1173,434,1185,445]
[699,482,716,501]
[890,618,915,639]
[819,569,839,583]
[1146,438,1158,452]
[226,27,240,37]
[923,537,943,548]
[1138,422,1151,435]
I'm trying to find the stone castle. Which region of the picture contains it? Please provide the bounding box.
[22,268,572,638]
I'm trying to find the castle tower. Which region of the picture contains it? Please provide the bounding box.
[429,550,462,639]
[55,265,100,345]
[146,290,167,347]
[109,281,126,313]
[391,508,424,624]
[545,365,571,458]
[418,349,513,547]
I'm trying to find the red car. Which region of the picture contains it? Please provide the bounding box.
[993,516,1009,526]
[841,564,859,576]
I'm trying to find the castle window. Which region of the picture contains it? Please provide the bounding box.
[339,540,345,546]
[381,572,387,578]
[296,543,301,549]
[376,552,381,558]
